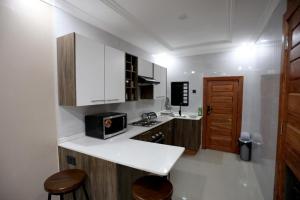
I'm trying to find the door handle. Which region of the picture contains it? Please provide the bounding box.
[207,105,213,115]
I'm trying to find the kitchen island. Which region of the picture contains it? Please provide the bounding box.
[58,114,202,200]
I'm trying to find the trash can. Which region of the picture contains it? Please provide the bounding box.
[239,138,252,161]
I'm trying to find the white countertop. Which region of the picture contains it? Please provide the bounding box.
[157,111,202,120]
[59,114,202,176]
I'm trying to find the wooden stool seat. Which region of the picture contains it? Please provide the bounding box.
[44,169,89,200]
[132,175,173,200]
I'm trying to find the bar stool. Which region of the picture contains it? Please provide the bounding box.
[132,175,173,200]
[44,169,89,200]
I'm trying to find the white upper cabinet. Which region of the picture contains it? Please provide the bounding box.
[138,58,153,78]
[154,64,167,99]
[57,33,125,106]
[105,46,125,103]
[76,34,105,106]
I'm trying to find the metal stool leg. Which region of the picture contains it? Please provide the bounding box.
[48,193,51,200]
[72,191,77,200]
[82,184,89,200]
[60,194,64,200]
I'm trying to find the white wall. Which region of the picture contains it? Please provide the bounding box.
[167,42,281,199]
[54,9,165,138]
[167,42,281,130]
[166,1,285,199]
[0,1,59,199]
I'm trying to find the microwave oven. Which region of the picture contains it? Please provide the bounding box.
[85,112,127,139]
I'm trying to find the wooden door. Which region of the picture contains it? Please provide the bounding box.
[203,77,243,153]
[104,46,125,104]
[275,1,300,199]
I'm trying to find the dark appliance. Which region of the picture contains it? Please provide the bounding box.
[138,76,160,85]
[130,112,165,144]
[132,129,165,144]
[85,112,127,139]
[171,81,189,116]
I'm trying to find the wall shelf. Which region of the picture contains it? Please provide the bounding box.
[125,53,138,101]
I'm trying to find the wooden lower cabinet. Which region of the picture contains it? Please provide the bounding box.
[132,119,202,154]
[117,165,149,200]
[59,147,148,200]
[59,147,118,200]
[151,120,174,145]
[163,120,174,145]
[58,119,202,200]
[173,119,202,154]
[131,120,174,145]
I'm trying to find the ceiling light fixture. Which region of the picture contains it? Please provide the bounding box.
[152,53,176,67]
[234,42,256,61]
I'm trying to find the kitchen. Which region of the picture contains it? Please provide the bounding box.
[0,0,299,200]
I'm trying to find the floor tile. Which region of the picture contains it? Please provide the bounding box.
[170,149,264,200]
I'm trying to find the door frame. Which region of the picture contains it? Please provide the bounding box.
[202,76,244,153]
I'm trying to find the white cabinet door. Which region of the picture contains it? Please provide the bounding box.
[160,67,167,98]
[154,64,167,99]
[105,46,125,103]
[138,59,153,77]
[75,34,105,106]
[154,64,161,99]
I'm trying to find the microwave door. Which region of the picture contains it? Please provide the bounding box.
[103,115,126,138]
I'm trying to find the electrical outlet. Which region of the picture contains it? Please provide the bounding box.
[66,155,76,166]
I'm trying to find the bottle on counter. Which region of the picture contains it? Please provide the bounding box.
[198,107,202,116]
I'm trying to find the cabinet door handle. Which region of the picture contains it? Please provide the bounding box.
[91,99,105,103]
[106,99,119,101]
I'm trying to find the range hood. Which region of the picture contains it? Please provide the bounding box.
[138,76,160,85]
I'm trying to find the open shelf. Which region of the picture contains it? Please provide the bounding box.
[125,53,138,101]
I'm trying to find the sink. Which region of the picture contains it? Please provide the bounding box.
[172,114,187,118]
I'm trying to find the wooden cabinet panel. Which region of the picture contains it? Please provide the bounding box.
[57,33,126,106]
[174,119,202,153]
[57,33,76,106]
[132,119,201,154]
[117,165,149,200]
[132,120,174,145]
[105,46,125,103]
[57,33,105,106]
[58,147,118,200]
[162,120,174,145]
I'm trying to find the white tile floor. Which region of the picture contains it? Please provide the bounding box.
[170,149,264,200]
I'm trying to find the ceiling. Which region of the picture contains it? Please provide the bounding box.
[45,0,281,56]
